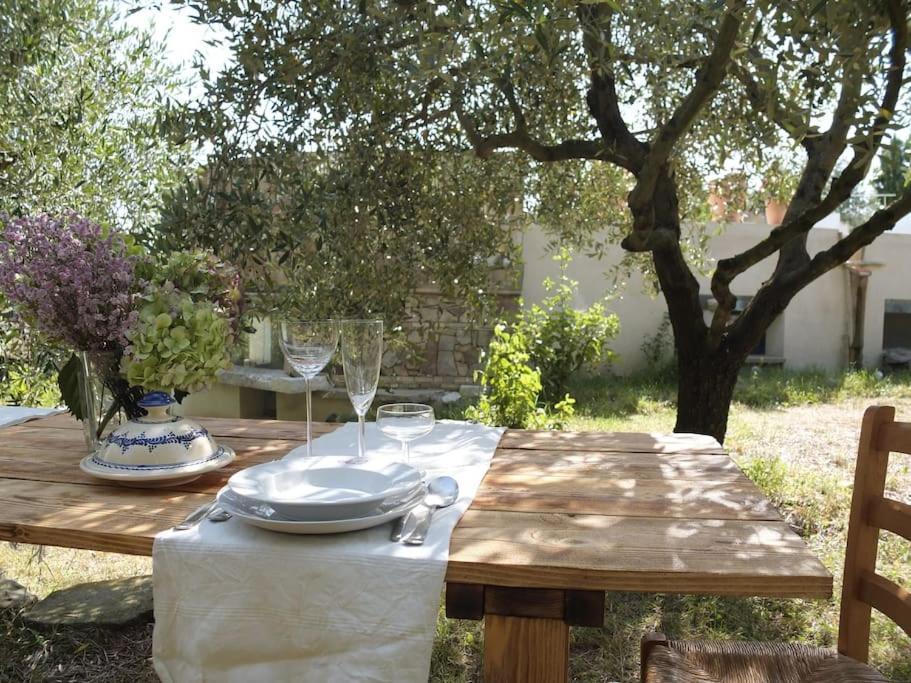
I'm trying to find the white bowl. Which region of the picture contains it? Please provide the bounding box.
[227,457,423,521]
[216,485,425,534]
[94,391,219,467]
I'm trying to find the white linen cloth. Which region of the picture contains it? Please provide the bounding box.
[152,420,504,683]
[0,405,62,429]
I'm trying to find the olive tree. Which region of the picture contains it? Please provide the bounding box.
[180,0,910,442]
[0,0,194,406]
[0,0,193,228]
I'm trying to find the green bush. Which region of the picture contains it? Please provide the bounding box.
[517,250,619,403]
[465,324,574,429]
[0,297,62,407]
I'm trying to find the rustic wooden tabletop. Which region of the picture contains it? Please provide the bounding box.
[0,414,832,682]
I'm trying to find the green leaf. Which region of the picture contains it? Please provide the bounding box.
[579,0,620,9]
[58,353,85,421]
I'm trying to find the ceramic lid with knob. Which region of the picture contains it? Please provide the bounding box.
[93,391,221,467]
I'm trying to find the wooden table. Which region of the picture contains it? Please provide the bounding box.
[0,414,832,682]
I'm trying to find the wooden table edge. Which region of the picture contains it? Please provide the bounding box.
[0,520,833,601]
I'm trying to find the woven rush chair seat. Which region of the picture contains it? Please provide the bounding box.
[642,638,888,683]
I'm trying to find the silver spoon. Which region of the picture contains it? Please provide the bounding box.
[391,476,456,542]
[400,476,459,545]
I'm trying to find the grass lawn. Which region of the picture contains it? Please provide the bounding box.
[2,369,910,682]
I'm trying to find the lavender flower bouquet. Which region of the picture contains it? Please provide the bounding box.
[0,212,246,447]
[0,212,139,351]
[0,213,147,443]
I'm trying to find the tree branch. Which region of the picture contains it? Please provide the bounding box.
[455,103,624,164]
[818,0,908,211]
[786,188,911,295]
[496,75,528,133]
[575,3,647,172]
[731,62,817,144]
[710,0,908,345]
[628,0,747,216]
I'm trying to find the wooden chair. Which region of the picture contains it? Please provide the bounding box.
[640,405,911,683]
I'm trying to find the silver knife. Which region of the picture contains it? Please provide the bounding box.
[174,500,217,530]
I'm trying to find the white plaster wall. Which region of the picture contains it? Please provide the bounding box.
[521,222,856,373]
[520,226,667,372]
[779,228,850,370]
[862,232,911,367]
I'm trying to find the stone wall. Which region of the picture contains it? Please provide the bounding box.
[244,268,521,391]
[378,280,521,389]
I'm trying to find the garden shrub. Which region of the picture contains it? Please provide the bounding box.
[516,250,619,403]
[640,314,675,372]
[0,296,61,407]
[465,324,574,429]
[466,252,617,429]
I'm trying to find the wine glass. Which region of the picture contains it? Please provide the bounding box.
[339,319,383,464]
[377,403,435,463]
[280,320,339,458]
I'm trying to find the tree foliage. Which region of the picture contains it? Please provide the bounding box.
[0,0,193,405]
[176,0,911,440]
[0,0,193,229]
[155,143,525,322]
[873,135,911,200]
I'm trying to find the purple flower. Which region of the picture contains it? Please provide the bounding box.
[0,212,142,351]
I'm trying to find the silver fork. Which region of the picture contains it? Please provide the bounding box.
[174,500,218,530]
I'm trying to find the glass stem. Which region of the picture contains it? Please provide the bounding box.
[403,441,410,463]
[305,377,313,458]
[357,414,367,462]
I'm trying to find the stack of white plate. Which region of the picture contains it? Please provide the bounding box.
[217,456,426,534]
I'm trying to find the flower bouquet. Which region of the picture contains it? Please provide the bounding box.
[0,212,245,449]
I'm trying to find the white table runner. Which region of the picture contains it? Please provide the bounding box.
[152,420,504,683]
[0,405,62,429]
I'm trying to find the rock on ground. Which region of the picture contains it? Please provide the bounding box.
[22,575,153,627]
[0,578,37,611]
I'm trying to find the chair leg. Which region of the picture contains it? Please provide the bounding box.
[640,633,669,683]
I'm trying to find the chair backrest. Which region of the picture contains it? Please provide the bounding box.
[838,405,911,662]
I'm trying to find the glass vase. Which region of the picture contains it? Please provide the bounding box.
[77,350,124,452]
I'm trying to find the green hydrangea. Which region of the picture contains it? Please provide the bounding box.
[136,249,244,341]
[121,285,232,393]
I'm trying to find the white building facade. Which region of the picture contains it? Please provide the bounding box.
[521,219,911,373]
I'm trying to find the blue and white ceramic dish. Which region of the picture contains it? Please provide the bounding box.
[79,392,235,487]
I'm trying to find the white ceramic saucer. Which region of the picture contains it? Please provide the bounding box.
[216,485,425,535]
[79,446,235,488]
[227,456,423,521]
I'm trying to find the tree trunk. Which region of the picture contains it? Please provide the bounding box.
[673,347,741,444]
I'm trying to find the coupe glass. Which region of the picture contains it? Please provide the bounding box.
[377,403,435,463]
[280,320,339,458]
[340,319,384,464]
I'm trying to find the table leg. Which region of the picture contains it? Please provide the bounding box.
[484,613,569,683]
[445,583,604,683]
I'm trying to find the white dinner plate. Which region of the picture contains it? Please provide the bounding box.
[79,446,235,488]
[227,456,423,521]
[216,485,425,535]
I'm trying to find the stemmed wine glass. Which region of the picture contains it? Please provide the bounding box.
[280,320,339,458]
[377,403,435,463]
[340,319,383,464]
